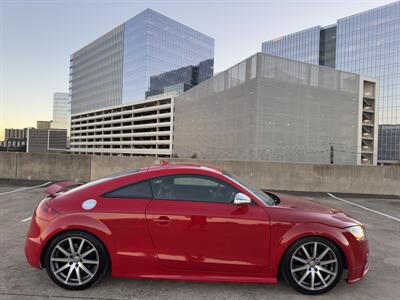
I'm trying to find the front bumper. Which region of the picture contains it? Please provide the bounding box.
[346,237,369,284]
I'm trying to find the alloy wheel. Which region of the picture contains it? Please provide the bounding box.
[49,237,100,286]
[290,241,339,291]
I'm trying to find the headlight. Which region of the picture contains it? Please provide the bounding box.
[346,225,366,241]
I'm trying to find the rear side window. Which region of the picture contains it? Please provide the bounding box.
[103,181,152,199]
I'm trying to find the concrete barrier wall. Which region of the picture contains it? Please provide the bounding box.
[0,152,17,179]
[14,153,91,182]
[0,152,399,195]
[180,160,400,196]
[90,156,156,180]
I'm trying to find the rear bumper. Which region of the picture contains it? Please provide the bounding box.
[24,214,46,269]
[25,236,42,268]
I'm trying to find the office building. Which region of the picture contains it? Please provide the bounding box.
[262,1,400,162]
[37,121,52,130]
[173,53,378,165]
[70,8,214,115]
[5,128,27,140]
[26,128,67,153]
[52,93,71,131]
[70,94,174,157]
[0,140,26,151]
[379,124,400,162]
[2,128,28,152]
[3,126,67,153]
[145,59,214,98]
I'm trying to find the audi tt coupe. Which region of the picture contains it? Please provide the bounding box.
[25,162,369,295]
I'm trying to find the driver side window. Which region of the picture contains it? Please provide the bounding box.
[151,175,238,204]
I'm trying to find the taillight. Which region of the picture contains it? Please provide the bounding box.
[36,200,60,221]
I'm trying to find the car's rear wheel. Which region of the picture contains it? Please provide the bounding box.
[45,231,109,290]
[282,236,344,295]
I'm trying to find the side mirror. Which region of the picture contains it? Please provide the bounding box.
[234,192,251,205]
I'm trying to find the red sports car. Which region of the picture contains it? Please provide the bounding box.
[25,163,369,295]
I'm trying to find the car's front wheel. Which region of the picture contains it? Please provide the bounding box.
[45,231,109,290]
[281,236,344,295]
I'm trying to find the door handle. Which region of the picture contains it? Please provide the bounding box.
[153,216,170,225]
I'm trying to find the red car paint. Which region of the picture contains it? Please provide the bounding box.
[44,181,83,197]
[25,163,369,285]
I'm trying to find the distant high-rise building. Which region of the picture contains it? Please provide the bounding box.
[262,1,400,163]
[36,121,52,130]
[70,8,214,115]
[52,92,70,131]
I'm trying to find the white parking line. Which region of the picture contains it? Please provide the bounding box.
[21,216,32,223]
[327,193,400,223]
[0,181,52,196]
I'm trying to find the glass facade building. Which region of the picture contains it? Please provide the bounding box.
[261,26,321,65]
[319,25,337,68]
[262,1,400,162]
[379,124,400,159]
[70,25,124,114]
[145,59,213,98]
[52,92,71,132]
[70,9,214,115]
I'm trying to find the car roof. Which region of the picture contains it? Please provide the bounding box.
[138,162,223,174]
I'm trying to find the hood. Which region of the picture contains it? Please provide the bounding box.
[270,192,361,228]
[275,193,342,214]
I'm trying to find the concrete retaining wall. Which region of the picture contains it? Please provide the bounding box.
[0,152,399,196]
[13,153,90,182]
[0,152,17,179]
[90,156,156,180]
[184,159,400,196]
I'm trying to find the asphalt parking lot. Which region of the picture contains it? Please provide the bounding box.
[0,180,399,300]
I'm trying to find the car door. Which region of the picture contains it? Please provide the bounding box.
[145,174,270,273]
[98,180,159,276]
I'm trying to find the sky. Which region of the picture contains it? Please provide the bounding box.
[0,0,395,140]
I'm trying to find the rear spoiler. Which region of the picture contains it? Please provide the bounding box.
[44,181,83,197]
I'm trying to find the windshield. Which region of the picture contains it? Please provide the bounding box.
[223,172,275,206]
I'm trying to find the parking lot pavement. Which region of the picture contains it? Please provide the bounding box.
[0,181,399,300]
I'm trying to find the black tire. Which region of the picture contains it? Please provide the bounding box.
[45,231,109,290]
[281,236,344,295]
